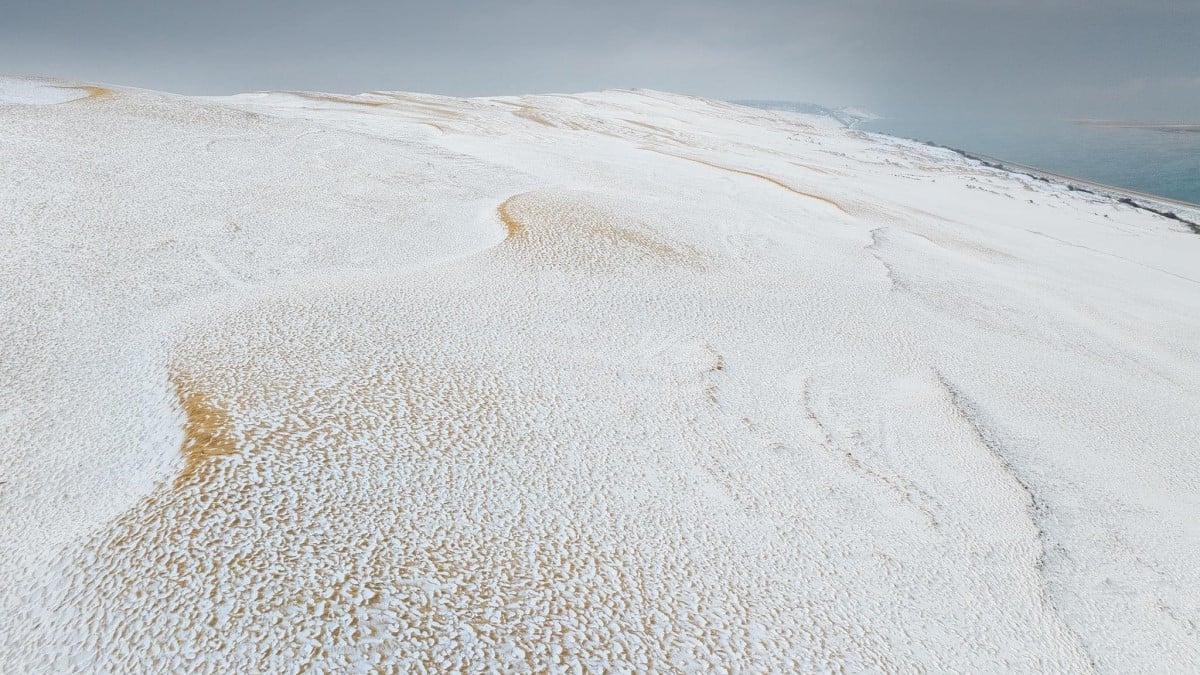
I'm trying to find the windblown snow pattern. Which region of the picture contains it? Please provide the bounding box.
[2,76,1199,672]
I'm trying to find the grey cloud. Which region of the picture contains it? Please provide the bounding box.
[0,0,1195,121]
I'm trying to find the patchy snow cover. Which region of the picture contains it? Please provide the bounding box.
[1,78,1198,672]
[0,76,110,105]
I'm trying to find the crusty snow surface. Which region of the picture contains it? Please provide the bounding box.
[2,76,1199,672]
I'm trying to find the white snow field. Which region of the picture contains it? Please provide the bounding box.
[2,75,1199,672]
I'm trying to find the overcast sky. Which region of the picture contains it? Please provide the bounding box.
[2,0,1197,121]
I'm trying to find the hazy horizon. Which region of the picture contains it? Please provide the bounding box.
[2,0,1197,123]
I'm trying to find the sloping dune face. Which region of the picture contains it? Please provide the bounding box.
[2,80,1200,672]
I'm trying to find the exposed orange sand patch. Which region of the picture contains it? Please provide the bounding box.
[172,378,239,488]
[497,191,703,270]
[497,197,525,237]
[52,85,114,103]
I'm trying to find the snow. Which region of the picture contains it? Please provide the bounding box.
[1,77,1198,672]
[735,99,880,127]
[0,77,94,105]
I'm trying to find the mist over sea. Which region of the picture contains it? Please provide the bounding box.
[861,117,1200,205]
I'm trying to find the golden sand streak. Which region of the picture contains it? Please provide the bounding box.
[291,92,390,108]
[512,107,555,128]
[52,85,114,103]
[497,197,525,237]
[172,380,239,488]
[418,122,451,134]
[373,92,471,119]
[623,119,673,136]
[645,147,849,214]
[507,106,593,131]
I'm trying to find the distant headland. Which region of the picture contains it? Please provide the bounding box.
[1069,119,1200,133]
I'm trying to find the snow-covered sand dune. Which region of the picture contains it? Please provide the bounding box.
[2,76,1198,671]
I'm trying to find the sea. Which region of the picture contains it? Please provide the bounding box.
[859,116,1200,206]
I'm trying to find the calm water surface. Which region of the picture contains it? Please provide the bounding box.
[861,117,1200,205]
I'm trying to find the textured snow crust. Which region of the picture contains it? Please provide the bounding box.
[1,79,1199,672]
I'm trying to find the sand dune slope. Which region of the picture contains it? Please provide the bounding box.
[2,78,1199,671]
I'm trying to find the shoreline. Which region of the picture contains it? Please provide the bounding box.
[734,99,1200,234]
[921,141,1200,235]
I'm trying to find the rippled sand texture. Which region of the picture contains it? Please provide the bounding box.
[2,79,1200,672]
